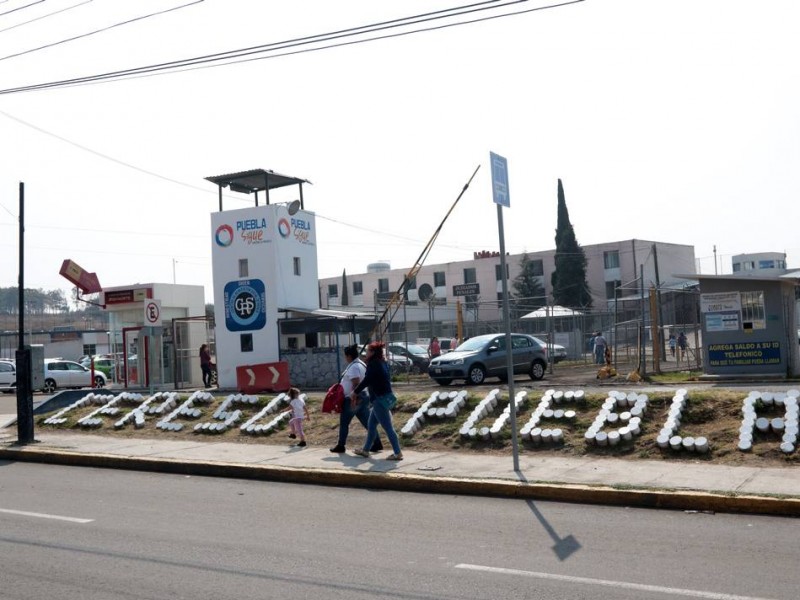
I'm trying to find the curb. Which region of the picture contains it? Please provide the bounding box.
[1,446,798,517]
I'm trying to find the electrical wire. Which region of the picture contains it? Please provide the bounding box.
[0,0,204,62]
[0,0,92,35]
[0,0,585,95]
[0,0,45,19]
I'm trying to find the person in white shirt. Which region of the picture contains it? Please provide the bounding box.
[284,387,309,447]
[329,344,383,454]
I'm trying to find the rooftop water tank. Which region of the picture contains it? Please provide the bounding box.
[367,261,391,273]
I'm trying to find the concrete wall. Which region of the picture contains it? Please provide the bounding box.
[280,348,339,389]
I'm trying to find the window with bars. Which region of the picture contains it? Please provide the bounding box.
[740,291,765,329]
[464,268,477,284]
[604,251,620,269]
[434,271,446,287]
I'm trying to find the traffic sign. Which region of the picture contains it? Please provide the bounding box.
[144,299,162,327]
[490,151,510,207]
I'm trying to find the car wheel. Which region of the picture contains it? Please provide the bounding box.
[43,378,57,393]
[530,360,546,381]
[434,378,452,386]
[468,364,486,385]
[94,375,105,388]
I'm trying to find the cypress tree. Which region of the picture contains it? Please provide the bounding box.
[551,179,592,308]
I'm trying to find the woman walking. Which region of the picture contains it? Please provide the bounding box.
[199,344,212,388]
[351,341,403,461]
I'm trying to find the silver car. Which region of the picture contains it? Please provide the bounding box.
[0,360,15,393]
[43,359,107,393]
[428,333,547,385]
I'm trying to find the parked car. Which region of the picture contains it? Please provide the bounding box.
[428,333,547,385]
[531,336,568,363]
[79,356,117,380]
[359,348,413,374]
[387,342,430,373]
[43,359,107,393]
[0,360,15,393]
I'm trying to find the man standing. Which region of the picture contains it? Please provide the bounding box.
[329,345,383,454]
[593,332,607,365]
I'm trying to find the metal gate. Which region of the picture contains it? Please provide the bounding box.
[170,316,214,390]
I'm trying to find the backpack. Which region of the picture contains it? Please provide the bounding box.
[322,382,345,414]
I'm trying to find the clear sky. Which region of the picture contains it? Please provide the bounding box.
[1,0,798,305]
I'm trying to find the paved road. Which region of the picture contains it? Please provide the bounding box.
[0,462,795,600]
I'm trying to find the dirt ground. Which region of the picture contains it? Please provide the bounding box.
[36,378,800,468]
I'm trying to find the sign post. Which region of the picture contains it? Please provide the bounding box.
[144,300,161,395]
[490,151,520,472]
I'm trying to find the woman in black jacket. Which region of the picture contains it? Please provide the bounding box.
[351,341,403,460]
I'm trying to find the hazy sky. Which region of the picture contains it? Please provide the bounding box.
[1,0,798,305]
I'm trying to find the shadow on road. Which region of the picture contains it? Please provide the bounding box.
[517,471,582,561]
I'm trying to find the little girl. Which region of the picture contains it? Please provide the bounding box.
[285,387,309,447]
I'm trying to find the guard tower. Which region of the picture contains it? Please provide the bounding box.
[205,169,319,390]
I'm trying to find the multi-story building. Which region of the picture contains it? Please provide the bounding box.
[319,239,696,318]
[731,252,787,277]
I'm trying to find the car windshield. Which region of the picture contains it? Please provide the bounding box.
[457,336,494,352]
[404,344,428,354]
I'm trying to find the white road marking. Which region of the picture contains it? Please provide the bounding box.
[455,564,777,600]
[0,508,93,524]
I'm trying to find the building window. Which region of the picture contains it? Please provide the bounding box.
[434,271,446,287]
[604,251,620,269]
[464,268,477,284]
[530,259,544,276]
[293,257,301,276]
[378,278,389,293]
[605,281,620,299]
[733,262,741,272]
[305,333,318,348]
[406,275,417,290]
[287,337,298,349]
[239,259,249,278]
[740,291,766,329]
[240,334,253,352]
[759,260,775,269]
[353,281,363,296]
[82,344,96,357]
[743,261,755,271]
[328,284,338,298]
[495,264,509,280]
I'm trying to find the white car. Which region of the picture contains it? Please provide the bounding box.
[531,337,568,363]
[0,360,15,393]
[43,359,107,393]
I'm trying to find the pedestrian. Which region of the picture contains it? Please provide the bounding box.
[450,336,459,352]
[593,332,607,365]
[284,387,309,447]
[199,343,212,388]
[677,331,687,361]
[668,333,676,358]
[428,336,441,360]
[351,341,403,461]
[329,344,383,454]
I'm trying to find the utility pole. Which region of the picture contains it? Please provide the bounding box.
[652,243,666,361]
[713,245,718,275]
[16,182,34,444]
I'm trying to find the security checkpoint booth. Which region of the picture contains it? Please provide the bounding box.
[206,169,317,393]
[678,274,800,378]
[101,283,207,388]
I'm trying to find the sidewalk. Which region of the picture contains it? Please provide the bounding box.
[1,427,799,517]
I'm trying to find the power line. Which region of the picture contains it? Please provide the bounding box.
[0,0,204,62]
[0,0,92,35]
[0,0,45,19]
[0,0,585,95]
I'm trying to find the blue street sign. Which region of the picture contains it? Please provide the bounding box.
[490,151,510,207]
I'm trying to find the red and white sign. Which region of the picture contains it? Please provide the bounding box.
[144,299,162,326]
[236,361,290,393]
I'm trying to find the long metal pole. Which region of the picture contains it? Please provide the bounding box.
[497,204,519,471]
[16,182,34,444]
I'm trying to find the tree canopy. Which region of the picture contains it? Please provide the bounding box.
[551,179,592,308]
[511,253,547,319]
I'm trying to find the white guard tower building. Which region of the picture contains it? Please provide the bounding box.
[205,169,318,390]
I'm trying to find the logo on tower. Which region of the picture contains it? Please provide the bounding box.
[215,224,234,247]
[277,218,291,238]
[224,279,266,332]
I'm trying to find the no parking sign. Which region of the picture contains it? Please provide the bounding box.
[144,299,162,327]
